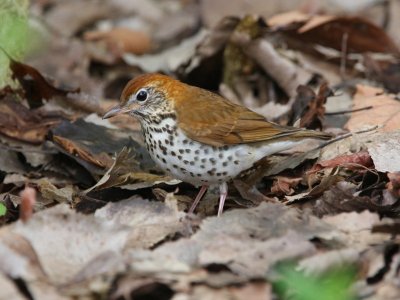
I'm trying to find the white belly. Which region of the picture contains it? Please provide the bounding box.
[142,118,298,186]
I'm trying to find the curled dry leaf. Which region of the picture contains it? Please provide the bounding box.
[52,135,112,169]
[271,176,302,196]
[309,151,374,173]
[9,58,79,109]
[84,28,152,57]
[299,82,332,130]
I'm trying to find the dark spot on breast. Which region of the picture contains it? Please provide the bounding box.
[200,165,205,169]
[204,149,209,154]
[178,155,182,160]
[179,149,184,154]
[223,146,229,150]
[166,168,171,172]
[234,160,239,165]
[201,158,206,163]
[183,139,188,145]
[173,164,178,169]
[195,150,200,155]
[228,155,233,161]
[222,171,228,176]
[171,151,176,156]
[165,140,170,145]
[222,162,228,167]
[189,172,194,177]
[216,172,221,176]
[197,173,202,177]
[183,160,189,165]
[185,149,191,153]
[207,168,216,176]
[209,158,216,165]
[219,153,224,159]
[162,158,167,163]
[190,161,195,166]
[194,156,198,161]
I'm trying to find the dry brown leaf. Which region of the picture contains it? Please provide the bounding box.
[309,151,373,173]
[0,98,61,144]
[52,135,113,169]
[299,82,332,129]
[84,28,152,56]
[345,85,400,132]
[270,12,400,56]
[9,57,79,109]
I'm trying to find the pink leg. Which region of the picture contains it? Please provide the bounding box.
[188,185,208,214]
[217,182,228,217]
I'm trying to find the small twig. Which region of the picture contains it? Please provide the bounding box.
[315,125,379,150]
[325,106,373,115]
[340,32,349,80]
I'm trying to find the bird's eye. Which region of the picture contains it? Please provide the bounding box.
[136,89,148,102]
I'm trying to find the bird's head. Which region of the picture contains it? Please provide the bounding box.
[103,73,183,122]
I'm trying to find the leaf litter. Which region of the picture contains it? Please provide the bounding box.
[0,0,400,299]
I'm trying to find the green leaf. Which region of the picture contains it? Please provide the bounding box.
[0,202,7,216]
[272,263,357,300]
[0,0,41,87]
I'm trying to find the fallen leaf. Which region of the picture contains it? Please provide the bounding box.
[309,151,373,173]
[9,58,78,109]
[345,85,400,132]
[0,97,61,144]
[279,14,400,55]
[299,82,332,130]
[84,27,152,57]
[368,131,400,172]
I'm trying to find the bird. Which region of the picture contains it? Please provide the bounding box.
[103,73,332,216]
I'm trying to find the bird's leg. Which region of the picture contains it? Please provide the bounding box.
[188,185,208,214]
[217,182,228,217]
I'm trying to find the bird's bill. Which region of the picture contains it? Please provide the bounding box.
[102,105,130,119]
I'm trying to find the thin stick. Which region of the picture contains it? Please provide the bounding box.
[315,125,379,150]
[325,106,373,115]
[340,32,349,79]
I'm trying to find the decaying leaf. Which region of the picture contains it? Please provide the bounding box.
[9,57,79,109]
[0,97,61,144]
[299,82,332,130]
[309,151,374,173]
[345,85,400,132]
[270,12,400,56]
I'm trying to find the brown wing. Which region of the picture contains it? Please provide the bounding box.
[174,86,331,147]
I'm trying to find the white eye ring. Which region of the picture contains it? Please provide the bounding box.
[136,88,148,102]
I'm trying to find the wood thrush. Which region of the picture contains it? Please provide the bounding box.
[103,74,332,216]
